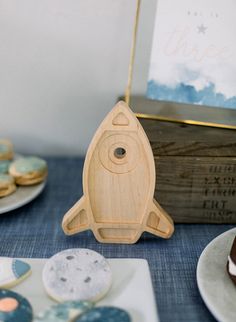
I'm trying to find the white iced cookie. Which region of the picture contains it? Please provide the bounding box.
[0,258,31,288]
[42,249,112,303]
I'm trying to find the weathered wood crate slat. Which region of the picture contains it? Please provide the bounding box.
[139,118,236,223]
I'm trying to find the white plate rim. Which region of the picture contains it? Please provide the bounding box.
[0,180,46,214]
[196,228,236,322]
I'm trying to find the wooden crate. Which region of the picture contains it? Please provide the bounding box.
[139,117,236,223]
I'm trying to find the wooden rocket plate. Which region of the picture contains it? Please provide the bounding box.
[14,258,159,322]
[62,101,174,244]
[197,228,236,322]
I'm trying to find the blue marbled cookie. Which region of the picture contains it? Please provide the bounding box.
[74,307,131,322]
[0,161,11,174]
[35,300,93,322]
[0,289,33,322]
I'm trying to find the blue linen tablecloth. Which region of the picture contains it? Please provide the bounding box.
[0,157,234,322]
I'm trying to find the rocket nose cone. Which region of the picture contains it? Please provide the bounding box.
[13,259,31,279]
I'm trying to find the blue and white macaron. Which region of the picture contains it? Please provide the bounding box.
[9,156,47,185]
[35,300,93,322]
[0,174,16,198]
[74,307,131,322]
[0,289,33,322]
[0,161,11,174]
[0,258,31,288]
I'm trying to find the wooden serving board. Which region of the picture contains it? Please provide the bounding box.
[62,101,174,243]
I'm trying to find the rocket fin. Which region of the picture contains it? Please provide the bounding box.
[145,199,174,239]
[62,196,90,235]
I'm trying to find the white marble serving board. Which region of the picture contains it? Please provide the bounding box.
[197,228,236,322]
[13,258,159,322]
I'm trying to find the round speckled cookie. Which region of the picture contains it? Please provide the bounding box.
[0,174,16,198]
[0,140,13,161]
[35,300,93,322]
[74,307,131,322]
[0,160,11,174]
[42,249,112,303]
[0,289,33,322]
[9,156,47,185]
[0,258,31,288]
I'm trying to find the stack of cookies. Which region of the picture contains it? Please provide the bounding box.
[0,139,48,198]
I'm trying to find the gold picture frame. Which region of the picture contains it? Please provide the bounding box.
[126,0,236,130]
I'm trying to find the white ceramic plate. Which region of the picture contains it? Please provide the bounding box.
[0,181,45,214]
[197,228,236,322]
[14,258,159,322]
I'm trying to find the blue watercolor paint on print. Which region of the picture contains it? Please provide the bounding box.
[147,80,236,109]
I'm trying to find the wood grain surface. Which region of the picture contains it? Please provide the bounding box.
[139,118,236,223]
[140,118,236,156]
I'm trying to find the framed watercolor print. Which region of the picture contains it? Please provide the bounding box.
[129,0,236,129]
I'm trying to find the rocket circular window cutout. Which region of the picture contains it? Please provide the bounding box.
[114,147,126,159]
[99,134,140,173]
[62,101,174,244]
